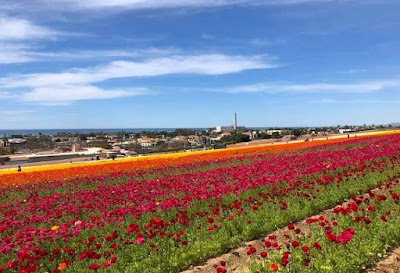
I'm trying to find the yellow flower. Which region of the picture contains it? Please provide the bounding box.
[51,225,59,231]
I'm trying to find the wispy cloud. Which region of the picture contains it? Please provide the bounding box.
[334,69,367,74]
[250,38,285,47]
[201,33,214,40]
[312,98,400,104]
[0,14,58,41]
[318,98,337,103]
[19,85,151,106]
[0,91,14,99]
[1,54,277,88]
[225,80,400,94]
[0,110,36,116]
[0,54,276,105]
[0,14,89,64]
[0,47,180,64]
[0,46,35,64]
[47,0,338,10]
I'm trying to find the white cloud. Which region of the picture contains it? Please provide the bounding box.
[0,54,276,88]
[319,98,337,103]
[312,98,400,104]
[0,47,180,64]
[0,42,36,64]
[0,91,14,99]
[250,38,285,46]
[226,80,400,94]
[0,110,35,116]
[0,15,58,41]
[335,69,367,74]
[0,53,276,105]
[19,85,150,105]
[0,14,88,64]
[50,0,336,10]
[201,33,214,40]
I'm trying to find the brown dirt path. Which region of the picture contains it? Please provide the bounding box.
[367,246,400,273]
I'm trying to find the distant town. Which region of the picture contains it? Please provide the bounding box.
[0,123,398,167]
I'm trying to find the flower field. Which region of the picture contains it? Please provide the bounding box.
[1,133,400,273]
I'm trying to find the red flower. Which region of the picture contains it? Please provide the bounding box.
[136,234,145,245]
[260,251,268,258]
[312,242,322,250]
[281,256,289,266]
[336,230,353,244]
[247,246,257,255]
[291,241,299,248]
[89,264,100,270]
[326,233,336,242]
[301,245,310,253]
[377,195,387,201]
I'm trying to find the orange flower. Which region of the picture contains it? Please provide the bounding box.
[58,262,67,270]
[270,263,279,271]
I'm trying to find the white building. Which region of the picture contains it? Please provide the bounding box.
[215,126,234,133]
[266,130,283,135]
[339,129,352,134]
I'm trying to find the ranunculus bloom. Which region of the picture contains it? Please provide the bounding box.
[301,245,310,252]
[247,246,257,255]
[89,264,100,270]
[58,262,67,270]
[270,263,279,271]
[260,251,268,258]
[336,230,353,244]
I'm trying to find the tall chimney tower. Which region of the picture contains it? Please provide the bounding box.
[234,113,237,130]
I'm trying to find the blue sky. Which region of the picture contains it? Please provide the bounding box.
[0,0,400,129]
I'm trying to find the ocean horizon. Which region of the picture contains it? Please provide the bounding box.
[0,127,273,137]
[0,128,209,137]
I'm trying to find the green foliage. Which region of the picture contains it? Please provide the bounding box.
[221,131,251,144]
[26,135,55,150]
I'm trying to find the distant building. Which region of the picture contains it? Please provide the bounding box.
[215,126,234,133]
[266,130,283,135]
[339,129,352,134]
[71,143,81,152]
[215,125,245,133]
[173,135,187,141]
[0,139,4,148]
[187,135,201,145]
[137,137,158,147]
[8,138,27,147]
